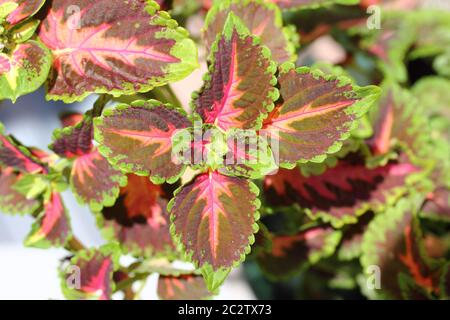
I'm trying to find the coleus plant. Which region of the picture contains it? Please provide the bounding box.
[0,0,449,300]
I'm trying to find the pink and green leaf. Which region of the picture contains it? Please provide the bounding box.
[269,0,359,10]
[0,40,52,102]
[0,122,45,173]
[261,64,380,167]
[361,198,443,299]
[0,167,40,215]
[50,115,94,158]
[357,12,415,83]
[203,0,297,64]
[25,191,71,248]
[193,12,279,131]
[157,273,211,300]
[94,100,192,184]
[169,171,260,290]
[218,129,278,179]
[264,153,421,228]
[367,82,425,158]
[1,0,45,25]
[71,149,127,211]
[60,243,120,300]
[257,227,342,280]
[38,0,198,103]
[98,174,175,257]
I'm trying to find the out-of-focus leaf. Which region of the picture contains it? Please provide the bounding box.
[60,243,120,300]
[98,174,175,257]
[260,63,379,167]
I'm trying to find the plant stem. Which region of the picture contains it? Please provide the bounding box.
[65,236,85,252]
[123,286,135,300]
[146,85,182,107]
[93,94,112,117]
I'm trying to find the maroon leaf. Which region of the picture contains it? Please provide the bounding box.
[169,171,260,271]
[60,243,120,300]
[0,123,44,173]
[71,149,126,210]
[269,0,357,9]
[50,115,94,158]
[257,227,341,279]
[203,0,297,64]
[264,153,420,227]
[157,274,211,300]
[94,100,192,184]
[2,0,45,25]
[39,0,198,102]
[0,167,40,215]
[193,13,278,131]
[99,174,175,257]
[25,192,71,248]
[261,65,379,166]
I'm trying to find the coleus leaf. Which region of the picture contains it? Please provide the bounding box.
[59,112,84,128]
[0,0,45,25]
[367,82,425,158]
[98,174,175,257]
[94,100,192,184]
[0,1,18,20]
[420,187,450,223]
[264,153,421,228]
[257,226,342,279]
[50,115,94,158]
[71,150,127,211]
[9,19,41,44]
[261,64,380,167]
[361,198,444,299]
[0,40,52,102]
[357,12,415,83]
[218,129,278,179]
[203,0,297,64]
[194,13,278,131]
[25,191,71,248]
[412,76,450,135]
[408,11,450,61]
[398,273,434,300]
[0,122,45,173]
[168,171,260,291]
[337,211,374,261]
[60,243,120,300]
[38,0,198,103]
[0,167,40,215]
[269,0,359,10]
[158,274,211,300]
[50,115,127,210]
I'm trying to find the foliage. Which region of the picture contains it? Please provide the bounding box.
[0,0,449,300]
